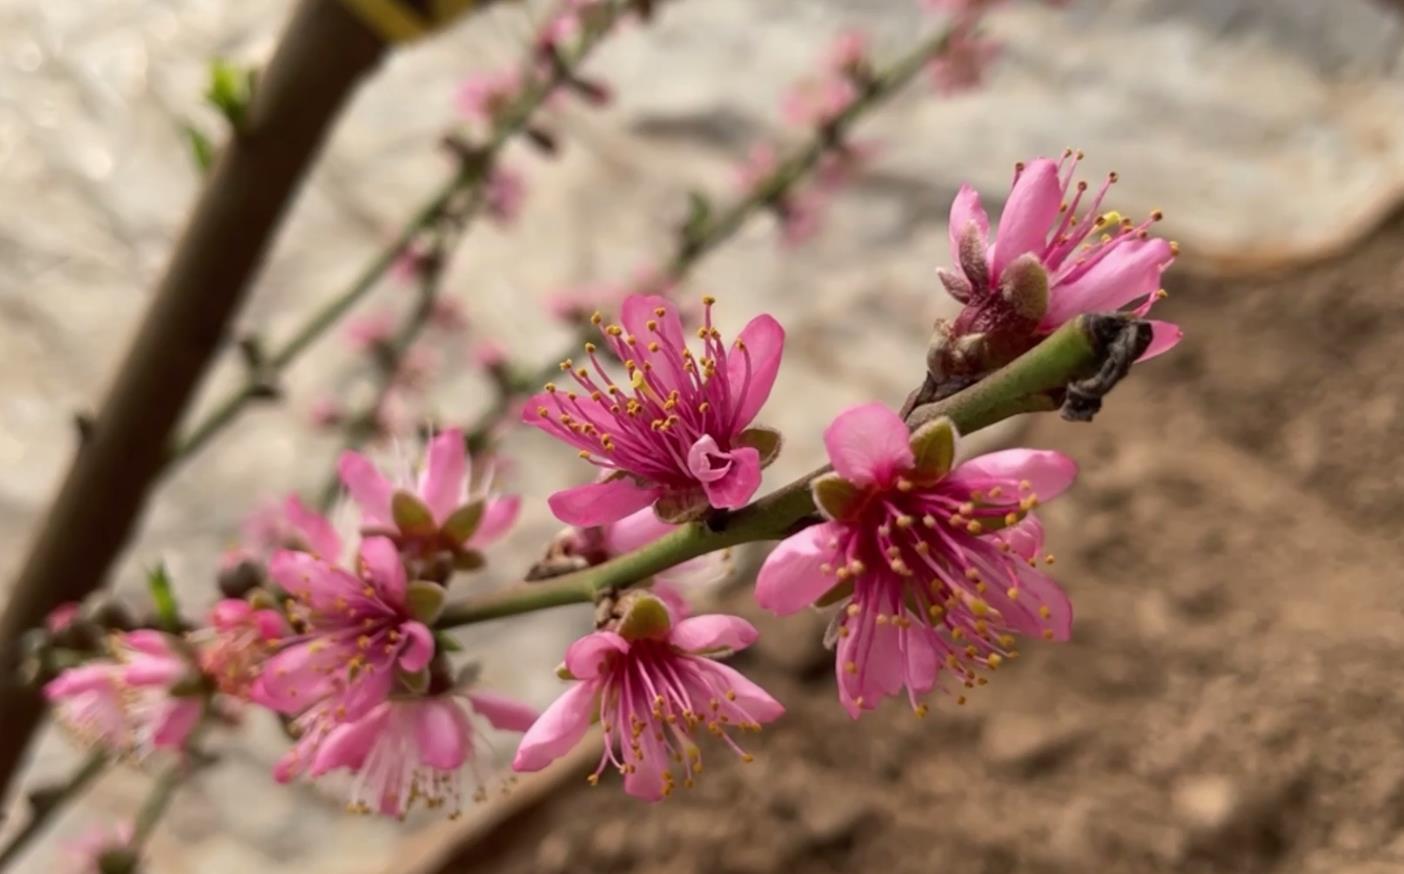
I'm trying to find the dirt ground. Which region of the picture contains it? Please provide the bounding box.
[426,207,1404,874]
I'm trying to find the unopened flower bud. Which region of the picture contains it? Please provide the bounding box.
[218,558,264,600]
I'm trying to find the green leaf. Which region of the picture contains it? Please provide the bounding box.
[441,500,485,545]
[683,190,712,241]
[205,59,255,130]
[392,491,437,538]
[909,416,957,482]
[811,473,864,521]
[182,123,215,174]
[406,581,447,624]
[737,426,783,468]
[146,563,180,633]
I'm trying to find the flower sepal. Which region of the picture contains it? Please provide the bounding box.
[908,416,957,484]
[391,491,437,539]
[441,500,485,546]
[406,581,447,625]
[811,473,866,521]
[616,593,673,642]
[737,426,784,469]
[654,487,709,524]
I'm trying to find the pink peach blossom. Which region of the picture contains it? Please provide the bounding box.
[197,599,288,698]
[781,76,859,129]
[343,310,396,352]
[455,68,524,128]
[524,295,785,525]
[926,29,1001,95]
[825,30,870,75]
[45,630,204,756]
[337,429,520,560]
[757,403,1076,717]
[307,689,536,817]
[514,597,782,800]
[484,166,527,226]
[308,395,345,429]
[252,538,435,776]
[236,494,342,565]
[942,152,1181,361]
[45,602,80,634]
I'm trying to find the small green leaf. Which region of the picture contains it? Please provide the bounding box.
[406,581,447,624]
[909,416,957,482]
[392,491,437,538]
[441,500,485,545]
[811,473,864,521]
[146,564,180,633]
[205,59,255,130]
[438,633,465,654]
[683,190,712,240]
[182,123,215,174]
[617,593,672,642]
[737,426,783,468]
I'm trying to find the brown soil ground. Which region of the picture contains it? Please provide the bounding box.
[433,210,1404,874]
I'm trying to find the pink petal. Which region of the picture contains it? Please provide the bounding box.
[209,599,252,630]
[467,690,539,733]
[755,521,843,615]
[359,536,407,606]
[726,314,785,428]
[397,621,435,673]
[412,698,470,770]
[564,630,629,680]
[947,183,990,267]
[621,294,689,387]
[418,429,468,523]
[338,451,394,528]
[950,448,1077,501]
[1140,320,1183,361]
[991,158,1061,280]
[268,550,360,611]
[668,614,758,653]
[467,495,520,549]
[698,446,762,510]
[151,699,202,750]
[823,403,913,487]
[283,495,342,560]
[547,477,658,526]
[120,655,184,688]
[309,705,390,775]
[701,660,785,723]
[1043,237,1174,327]
[251,642,338,714]
[998,514,1044,562]
[600,508,674,554]
[44,664,117,699]
[121,630,173,657]
[512,681,597,772]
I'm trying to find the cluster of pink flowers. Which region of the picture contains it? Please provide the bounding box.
[42,145,1178,822]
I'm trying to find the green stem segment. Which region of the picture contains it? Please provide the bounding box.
[438,318,1101,628]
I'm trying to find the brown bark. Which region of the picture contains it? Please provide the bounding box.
[0,0,386,807]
